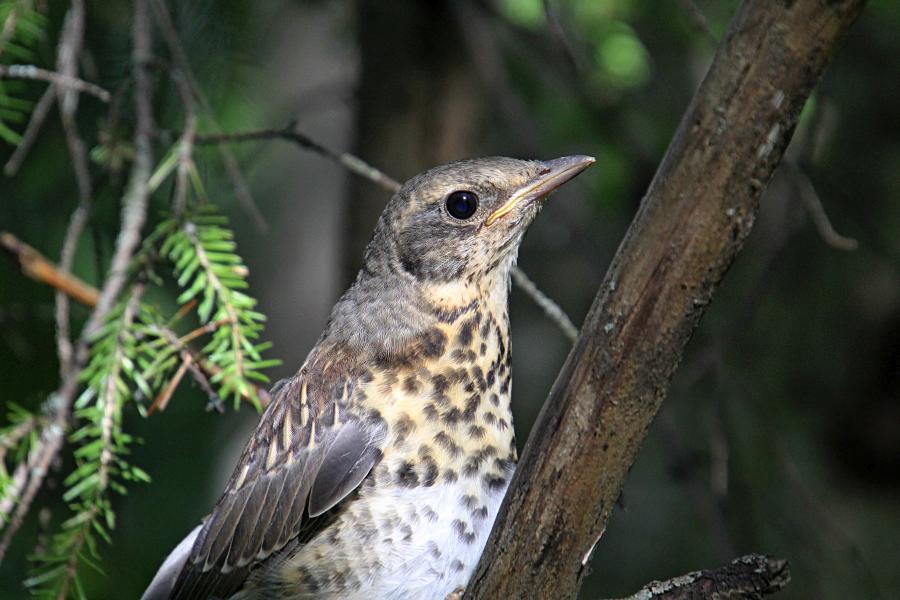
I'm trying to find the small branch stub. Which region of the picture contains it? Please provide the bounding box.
[614,555,790,600]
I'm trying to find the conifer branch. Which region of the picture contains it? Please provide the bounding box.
[27,286,151,599]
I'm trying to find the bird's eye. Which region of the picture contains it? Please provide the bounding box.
[445,191,479,220]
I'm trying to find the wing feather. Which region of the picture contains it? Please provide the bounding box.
[309,421,383,517]
[246,470,287,560]
[167,369,385,600]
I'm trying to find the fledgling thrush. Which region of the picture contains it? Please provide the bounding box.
[143,155,595,600]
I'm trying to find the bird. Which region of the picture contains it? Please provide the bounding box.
[142,154,595,600]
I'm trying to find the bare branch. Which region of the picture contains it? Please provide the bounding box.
[542,0,585,71]
[148,0,267,232]
[510,266,578,342]
[152,324,270,410]
[2,85,55,176]
[0,64,110,102]
[148,353,191,415]
[467,1,866,597]
[54,0,92,379]
[54,204,90,377]
[790,163,858,251]
[610,555,790,600]
[171,72,197,216]
[81,0,154,340]
[1,232,100,307]
[196,123,403,193]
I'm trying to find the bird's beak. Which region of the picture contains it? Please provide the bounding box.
[485,155,595,226]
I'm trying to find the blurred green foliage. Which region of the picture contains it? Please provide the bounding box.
[0,0,897,598]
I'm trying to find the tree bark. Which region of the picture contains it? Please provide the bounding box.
[466,1,866,598]
[610,555,790,600]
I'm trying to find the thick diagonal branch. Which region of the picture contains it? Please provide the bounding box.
[467,1,866,598]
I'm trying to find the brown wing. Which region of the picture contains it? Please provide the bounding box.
[169,373,385,600]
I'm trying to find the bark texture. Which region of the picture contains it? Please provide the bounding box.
[611,555,790,600]
[466,1,866,598]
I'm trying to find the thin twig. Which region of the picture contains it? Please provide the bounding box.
[1,232,100,307]
[55,205,90,377]
[542,0,585,71]
[171,71,196,216]
[54,0,92,379]
[154,324,269,409]
[510,266,578,342]
[147,353,191,415]
[454,2,540,152]
[791,164,858,251]
[177,319,228,346]
[148,0,268,232]
[196,123,403,192]
[0,64,110,101]
[54,0,85,118]
[2,85,55,176]
[81,0,154,340]
[0,231,270,410]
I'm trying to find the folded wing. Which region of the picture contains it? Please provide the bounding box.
[166,372,385,600]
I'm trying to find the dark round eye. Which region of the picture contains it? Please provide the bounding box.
[445,191,479,220]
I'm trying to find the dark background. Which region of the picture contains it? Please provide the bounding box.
[1,0,898,598]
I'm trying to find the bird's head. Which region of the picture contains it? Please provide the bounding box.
[366,155,595,288]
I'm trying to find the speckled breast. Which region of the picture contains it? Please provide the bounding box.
[264,303,517,599]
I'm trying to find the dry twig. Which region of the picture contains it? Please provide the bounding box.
[171,72,197,216]
[0,231,270,410]
[0,64,110,101]
[510,266,578,342]
[2,85,55,176]
[81,0,153,340]
[1,232,100,307]
[148,0,267,232]
[196,123,404,193]
[54,0,92,379]
[791,164,858,251]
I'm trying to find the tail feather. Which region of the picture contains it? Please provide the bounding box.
[142,525,202,600]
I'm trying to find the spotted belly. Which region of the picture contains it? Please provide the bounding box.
[243,477,511,600]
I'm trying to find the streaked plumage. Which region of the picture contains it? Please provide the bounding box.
[143,155,594,600]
